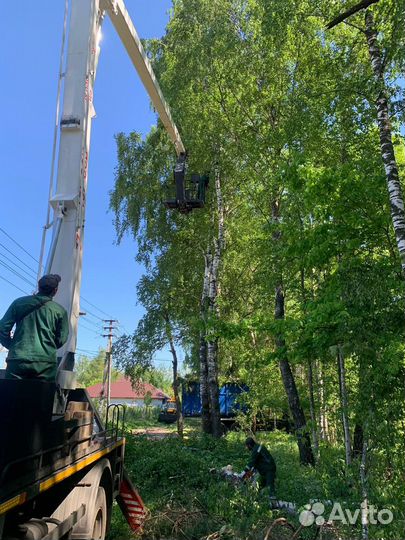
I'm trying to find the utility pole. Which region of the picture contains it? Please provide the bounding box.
[102,319,118,411]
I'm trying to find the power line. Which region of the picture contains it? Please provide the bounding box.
[0,259,36,288]
[76,349,103,359]
[0,229,118,320]
[0,230,121,336]
[79,322,101,335]
[0,243,37,276]
[80,296,113,318]
[80,306,104,321]
[77,347,102,355]
[80,316,101,329]
[0,252,37,280]
[86,313,105,324]
[0,227,39,263]
[117,322,129,334]
[0,274,30,295]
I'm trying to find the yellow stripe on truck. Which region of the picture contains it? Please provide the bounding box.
[0,439,124,515]
[0,493,27,515]
[40,440,124,492]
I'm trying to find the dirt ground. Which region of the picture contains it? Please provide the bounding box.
[132,426,179,439]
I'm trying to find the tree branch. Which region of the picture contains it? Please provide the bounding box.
[326,0,380,30]
[344,20,367,34]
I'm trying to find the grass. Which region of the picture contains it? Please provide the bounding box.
[124,406,163,429]
[108,419,404,540]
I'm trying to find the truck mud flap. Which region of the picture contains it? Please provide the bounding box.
[117,469,146,532]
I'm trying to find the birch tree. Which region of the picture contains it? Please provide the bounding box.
[337,345,351,466]
[326,2,405,277]
[364,9,405,277]
[199,168,225,437]
[199,254,211,434]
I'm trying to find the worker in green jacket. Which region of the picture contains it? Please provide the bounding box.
[242,437,277,499]
[0,274,69,382]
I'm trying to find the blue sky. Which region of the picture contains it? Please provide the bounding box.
[0,0,179,368]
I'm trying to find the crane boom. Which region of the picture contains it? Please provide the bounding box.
[101,0,185,156]
[46,0,184,369]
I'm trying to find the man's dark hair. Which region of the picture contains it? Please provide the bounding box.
[245,437,256,449]
[38,285,57,297]
[38,274,61,297]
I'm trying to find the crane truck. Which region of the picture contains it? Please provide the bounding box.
[0,1,190,538]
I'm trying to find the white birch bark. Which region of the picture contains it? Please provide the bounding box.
[308,359,319,459]
[318,363,329,442]
[337,345,352,466]
[200,250,212,434]
[206,167,225,438]
[365,10,405,277]
[360,439,369,540]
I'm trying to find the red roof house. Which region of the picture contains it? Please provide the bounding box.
[87,377,169,406]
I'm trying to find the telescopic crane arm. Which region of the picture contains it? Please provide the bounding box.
[101,0,185,156]
[45,0,185,371]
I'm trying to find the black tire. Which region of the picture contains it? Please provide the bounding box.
[90,487,107,540]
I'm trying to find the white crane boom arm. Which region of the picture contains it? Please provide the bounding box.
[102,0,185,156]
[46,0,184,368]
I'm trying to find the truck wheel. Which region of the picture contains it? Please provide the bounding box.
[90,487,107,540]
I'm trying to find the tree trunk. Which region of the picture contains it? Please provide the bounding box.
[337,345,351,466]
[307,359,319,459]
[317,362,329,442]
[204,167,225,437]
[365,10,405,277]
[360,438,369,540]
[207,340,222,437]
[300,268,319,459]
[169,339,184,438]
[275,285,315,465]
[200,336,211,434]
[164,315,184,438]
[272,200,314,465]
[352,423,364,460]
[200,253,212,434]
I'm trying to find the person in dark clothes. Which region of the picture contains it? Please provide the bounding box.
[0,274,68,382]
[242,437,277,499]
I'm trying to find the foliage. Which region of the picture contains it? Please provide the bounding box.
[75,350,120,388]
[109,428,405,540]
[109,0,405,534]
[142,366,173,395]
